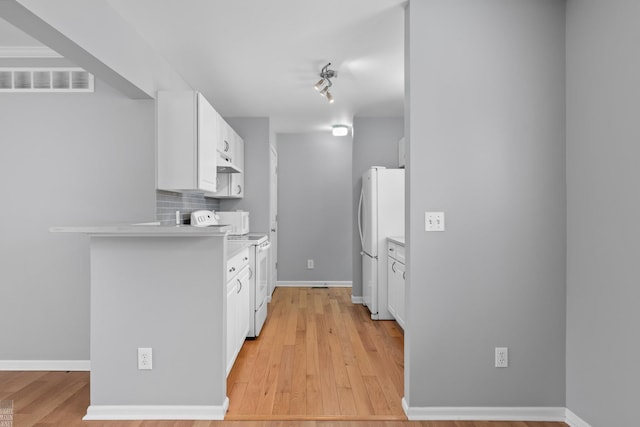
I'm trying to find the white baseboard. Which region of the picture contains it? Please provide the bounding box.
[0,360,90,371]
[84,399,229,420]
[351,295,363,304]
[402,402,566,422]
[565,408,592,427]
[276,281,352,288]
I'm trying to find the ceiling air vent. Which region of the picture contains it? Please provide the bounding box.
[0,67,94,92]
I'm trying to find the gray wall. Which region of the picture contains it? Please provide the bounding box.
[566,0,639,425]
[351,117,404,297]
[277,132,352,282]
[0,81,156,360]
[220,117,271,234]
[405,0,566,408]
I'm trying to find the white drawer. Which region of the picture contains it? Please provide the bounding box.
[227,247,249,281]
[388,241,405,264]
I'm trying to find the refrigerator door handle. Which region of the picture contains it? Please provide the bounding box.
[358,185,365,249]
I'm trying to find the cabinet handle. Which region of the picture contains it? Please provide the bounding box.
[228,266,236,273]
[224,140,230,152]
[403,271,406,280]
[248,267,253,280]
[237,279,242,293]
[236,185,242,195]
[391,261,397,273]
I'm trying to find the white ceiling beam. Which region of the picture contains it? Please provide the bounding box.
[0,0,191,98]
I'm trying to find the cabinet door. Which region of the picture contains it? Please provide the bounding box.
[217,114,233,158]
[196,93,217,193]
[226,281,237,375]
[388,258,398,318]
[396,261,406,329]
[387,257,406,330]
[230,137,244,197]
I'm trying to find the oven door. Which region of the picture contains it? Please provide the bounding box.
[254,241,271,336]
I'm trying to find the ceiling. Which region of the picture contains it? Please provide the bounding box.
[1,1,406,133]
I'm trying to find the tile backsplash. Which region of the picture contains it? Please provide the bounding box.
[156,190,220,225]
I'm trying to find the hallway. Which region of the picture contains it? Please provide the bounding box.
[225,287,405,420]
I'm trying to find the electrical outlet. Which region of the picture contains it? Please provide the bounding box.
[425,212,445,231]
[495,347,508,368]
[138,347,153,370]
[307,259,314,269]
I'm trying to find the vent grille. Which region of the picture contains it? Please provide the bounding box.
[0,67,94,92]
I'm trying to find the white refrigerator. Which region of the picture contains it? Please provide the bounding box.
[358,167,405,320]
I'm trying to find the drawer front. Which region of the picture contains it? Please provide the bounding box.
[388,241,405,263]
[227,247,250,281]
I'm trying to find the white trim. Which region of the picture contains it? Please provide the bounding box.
[0,360,90,371]
[403,405,566,422]
[565,408,593,427]
[0,46,63,58]
[276,281,352,288]
[83,399,229,420]
[351,295,364,304]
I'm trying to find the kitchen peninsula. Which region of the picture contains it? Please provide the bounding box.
[51,224,235,420]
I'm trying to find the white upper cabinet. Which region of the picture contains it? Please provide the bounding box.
[212,119,245,198]
[157,91,218,194]
[215,113,244,174]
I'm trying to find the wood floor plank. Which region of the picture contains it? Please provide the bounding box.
[315,312,341,415]
[289,330,307,415]
[305,374,324,415]
[345,364,376,416]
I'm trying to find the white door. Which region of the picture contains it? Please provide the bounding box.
[269,144,278,297]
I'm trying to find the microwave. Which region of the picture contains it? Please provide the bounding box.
[216,211,249,235]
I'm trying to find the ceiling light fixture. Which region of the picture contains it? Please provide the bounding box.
[332,125,349,137]
[314,62,337,103]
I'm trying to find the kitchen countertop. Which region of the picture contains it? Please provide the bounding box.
[388,235,405,246]
[50,223,232,236]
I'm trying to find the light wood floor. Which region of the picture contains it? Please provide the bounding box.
[226,287,405,420]
[0,287,568,427]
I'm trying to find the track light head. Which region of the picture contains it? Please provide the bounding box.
[313,62,337,103]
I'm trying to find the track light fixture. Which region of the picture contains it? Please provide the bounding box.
[314,62,337,103]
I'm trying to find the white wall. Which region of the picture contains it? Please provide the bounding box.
[277,132,352,282]
[352,117,404,297]
[0,81,156,361]
[566,0,640,425]
[405,0,566,409]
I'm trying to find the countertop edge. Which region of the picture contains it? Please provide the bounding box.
[50,225,232,236]
[387,236,405,246]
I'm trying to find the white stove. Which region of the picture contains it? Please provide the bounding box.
[227,233,270,338]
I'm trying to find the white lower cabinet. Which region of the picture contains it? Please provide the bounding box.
[387,241,406,330]
[226,248,251,375]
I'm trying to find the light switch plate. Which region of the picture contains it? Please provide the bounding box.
[425,212,445,231]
